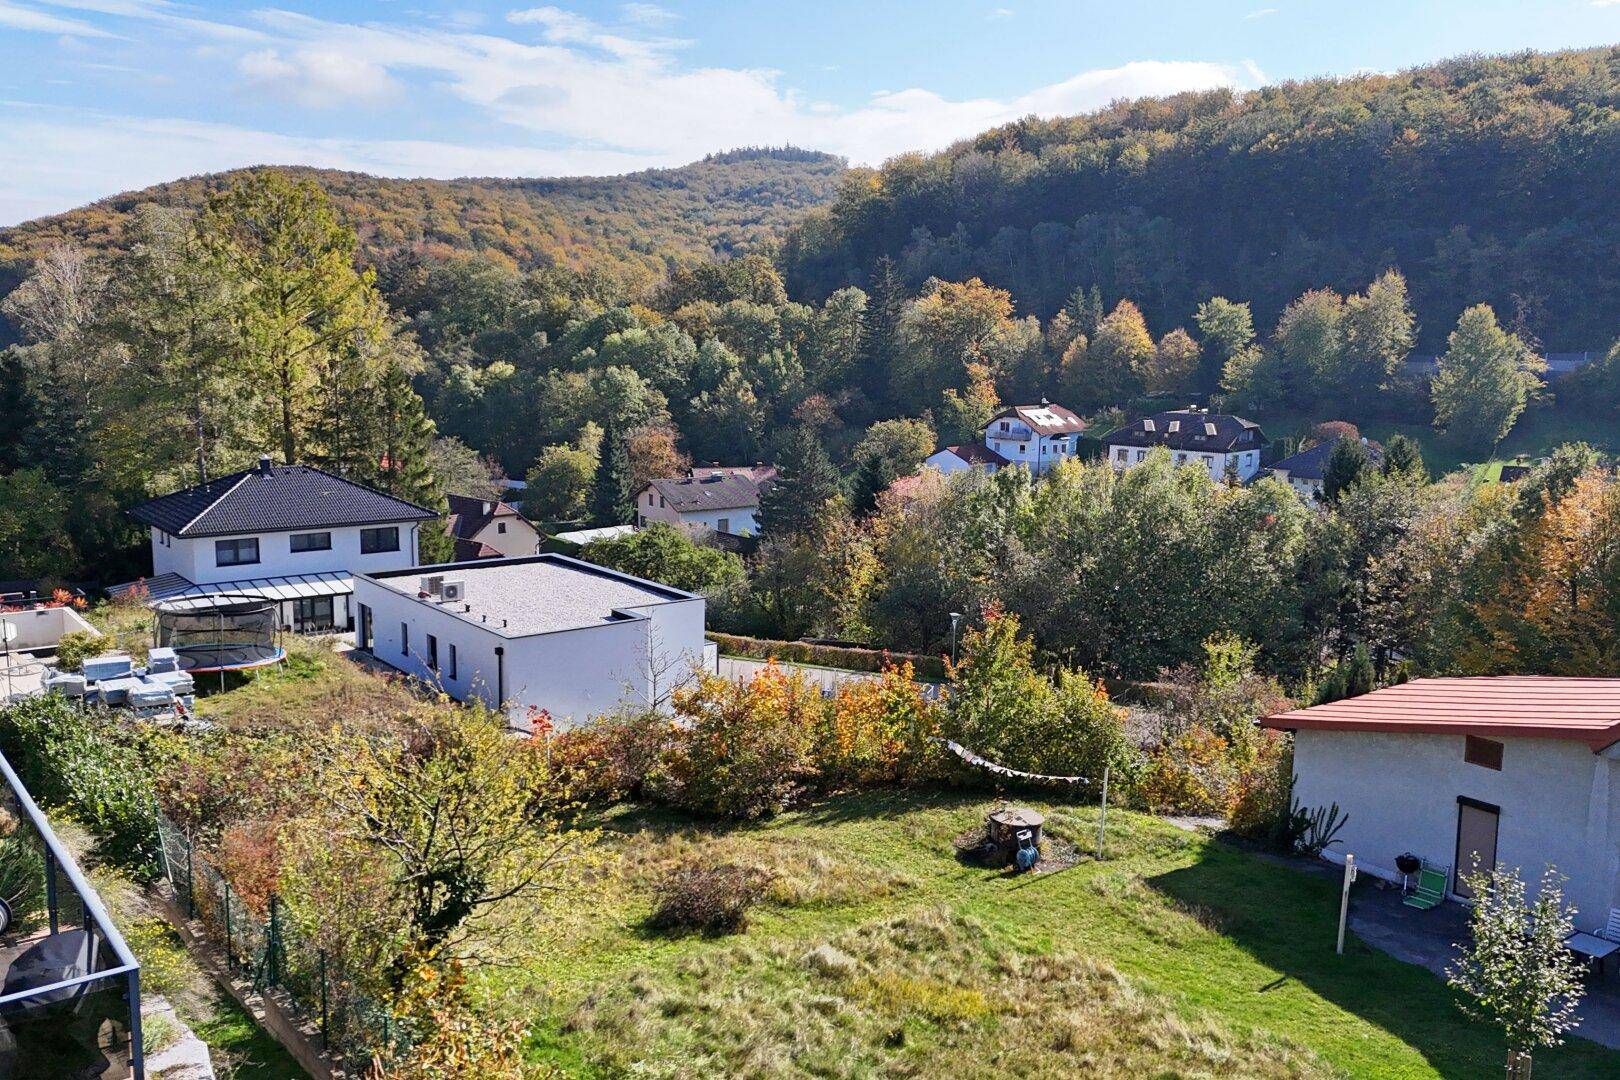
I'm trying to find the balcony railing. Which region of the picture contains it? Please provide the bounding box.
[0,749,143,1079]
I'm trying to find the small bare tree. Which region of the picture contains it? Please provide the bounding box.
[1447,865,1584,1079]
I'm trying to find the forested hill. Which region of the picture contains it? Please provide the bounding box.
[780,47,1620,349]
[0,147,847,285]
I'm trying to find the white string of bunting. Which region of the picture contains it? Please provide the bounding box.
[935,738,1095,785]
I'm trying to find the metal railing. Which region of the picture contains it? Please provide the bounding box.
[0,748,143,1078]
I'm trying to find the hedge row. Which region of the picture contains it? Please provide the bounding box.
[707,632,947,682]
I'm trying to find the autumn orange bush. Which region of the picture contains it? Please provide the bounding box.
[815,662,943,789]
[652,662,822,819]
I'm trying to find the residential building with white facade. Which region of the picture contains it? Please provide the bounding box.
[352,554,709,729]
[444,494,541,560]
[922,401,1086,477]
[1264,677,1620,934]
[979,403,1088,475]
[924,442,1010,475]
[116,457,437,633]
[1267,436,1381,500]
[635,466,776,536]
[1102,410,1269,482]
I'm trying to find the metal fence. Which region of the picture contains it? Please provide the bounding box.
[154,812,407,1070]
[0,749,144,1079]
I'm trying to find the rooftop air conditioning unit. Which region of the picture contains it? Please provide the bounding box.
[441,580,466,603]
[421,575,445,598]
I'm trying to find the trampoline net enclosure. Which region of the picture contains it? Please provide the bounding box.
[154,593,283,672]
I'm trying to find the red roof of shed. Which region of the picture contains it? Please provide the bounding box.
[1260,677,1620,752]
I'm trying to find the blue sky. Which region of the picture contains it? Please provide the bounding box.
[2,0,1619,225]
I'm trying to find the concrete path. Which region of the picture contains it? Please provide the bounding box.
[1300,857,1620,1049]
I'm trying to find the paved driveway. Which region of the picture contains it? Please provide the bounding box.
[1325,859,1620,1049]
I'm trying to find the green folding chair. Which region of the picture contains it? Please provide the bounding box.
[1403,866,1448,910]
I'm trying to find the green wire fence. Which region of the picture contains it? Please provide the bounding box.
[155,811,409,1068]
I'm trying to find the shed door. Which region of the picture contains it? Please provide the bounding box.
[1454,798,1500,900]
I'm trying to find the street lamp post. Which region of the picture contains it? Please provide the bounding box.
[949,611,963,666]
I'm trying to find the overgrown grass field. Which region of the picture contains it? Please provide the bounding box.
[503,791,1619,1079]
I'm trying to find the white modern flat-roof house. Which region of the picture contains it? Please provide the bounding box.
[115,456,438,634]
[1264,677,1620,932]
[1102,410,1269,482]
[351,554,710,729]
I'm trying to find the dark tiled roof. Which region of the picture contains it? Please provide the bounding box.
[645,473,762,513]
[940,443,1011,467]
[1270,436,1381,482]
[983,402,1087,436]
[1102,410,1267,453]
[445,493,529,541]
[129,464,437,538]
[452,536,504,561]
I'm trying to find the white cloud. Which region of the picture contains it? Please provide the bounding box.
[1244,7,1278,18]
[989,7,1014,18]
[0,4,1266,225]
[238,49,403,108]
[0,0,115,36]
[621,3,675,26]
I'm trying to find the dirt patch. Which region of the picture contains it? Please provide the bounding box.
[951,828,1083,875]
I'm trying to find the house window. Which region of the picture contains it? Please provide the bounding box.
[718,517,730,533]
[1176,453,1187,463]
[426,633,438,672]
[290,531,331,553]
[1115,449,1127,463]
[1464,735,1504,771]
[1000,421,1009,432]
[659,496,666,508]
[401,621,409,656]
[1019,443,1026,453]
[361,526,400,554]
[497,522,507,534]
[214,537,259,567]
[1134,450,1146,462]
[448,643,458,681]
[292,596,334,632]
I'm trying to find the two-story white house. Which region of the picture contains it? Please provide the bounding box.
[635,466,776,537]
[1102,410,1269,482]
[924,401,1087,477]
[114,456,438,633]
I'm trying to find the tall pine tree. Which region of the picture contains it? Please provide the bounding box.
[860,256,906,411]
[591,425,634,526]
[759,427,841,538]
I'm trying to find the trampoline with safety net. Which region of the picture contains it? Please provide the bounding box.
[152,593,285,673]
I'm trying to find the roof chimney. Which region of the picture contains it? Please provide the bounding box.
[257,454,273,474]
[483,501,492,515]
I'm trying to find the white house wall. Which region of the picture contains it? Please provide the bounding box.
[350,577,707,730]
[1105,446,1264,481]
[1292,728,1620,931]
[155,522,422,586]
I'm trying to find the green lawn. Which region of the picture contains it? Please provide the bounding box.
[1258,403,1618,479]
[502,791,1620,1078]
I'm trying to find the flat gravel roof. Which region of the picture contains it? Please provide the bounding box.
[365,555,692,637]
